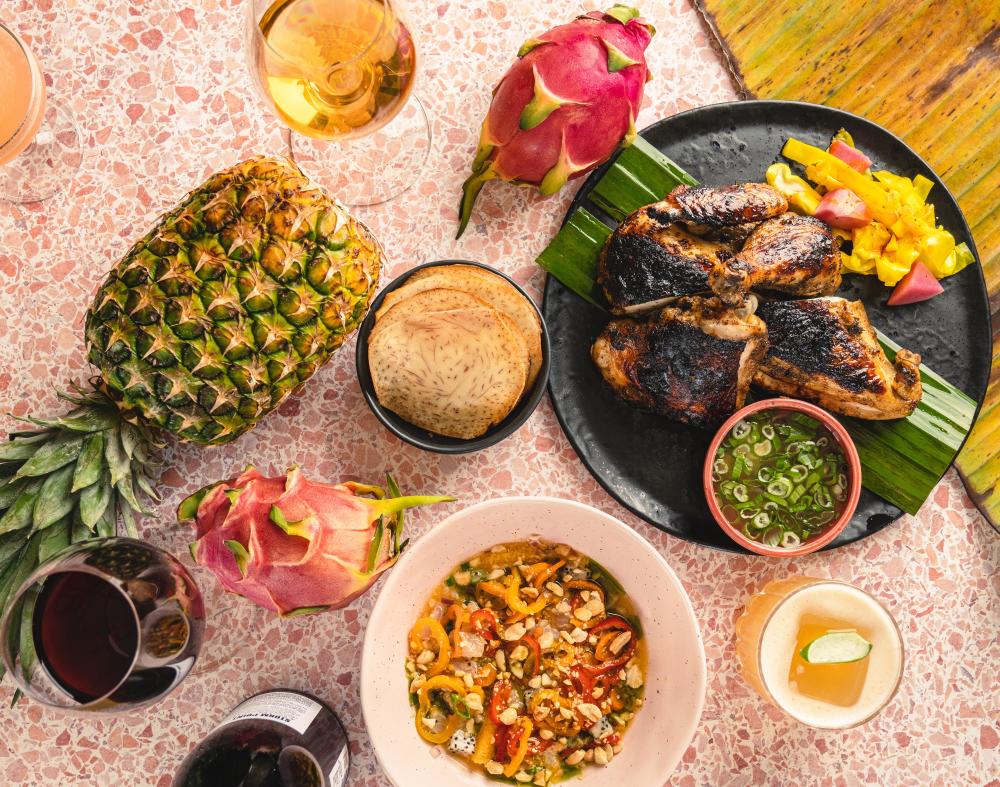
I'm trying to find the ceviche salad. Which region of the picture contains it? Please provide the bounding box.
[406,540,646,784]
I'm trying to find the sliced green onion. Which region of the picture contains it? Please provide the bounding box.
[732,421,751,440]
[762,528,782,547]
[761,425,775,440]
[751,512,771,529]
[713,459,728,475]
[733,484,749,503]
[789,465,808,482]
[767,477,792,498]
[780,531,801,548]
[753,440,772,456]
[758,467,774,483]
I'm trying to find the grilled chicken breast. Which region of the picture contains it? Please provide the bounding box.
[598,211,732,314]
[754,297,922,419]
[592,296,769,427]
[659,183,788,229]
[710,214,841,304]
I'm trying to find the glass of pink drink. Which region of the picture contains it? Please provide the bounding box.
[0,21,81,203]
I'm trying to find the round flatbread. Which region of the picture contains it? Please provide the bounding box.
[376,265,543,387]
[368,288,530,439]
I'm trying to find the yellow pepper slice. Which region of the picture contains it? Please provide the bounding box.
[765,163,822,215]
[503,718,534,778]
[416,676,485,744]
[505,569,548,616]
[784,139,899,226]
[408,617,451,677]
[471,716,496,765]
[841,251,875,275]
[876,254,912,286]
[919,229,957,277]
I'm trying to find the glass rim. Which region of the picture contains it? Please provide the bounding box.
[754,578,905,730]
[0,21,44,153]
[0,543,144,710]
[248,0,394,78]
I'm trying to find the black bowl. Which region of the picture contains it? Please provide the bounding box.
[355,260,551,454]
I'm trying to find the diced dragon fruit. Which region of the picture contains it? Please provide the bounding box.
[588,715,614,740]
[448,729,477,756]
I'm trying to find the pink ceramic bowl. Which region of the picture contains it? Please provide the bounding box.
[703,398,862,557]
[360,497,706,786]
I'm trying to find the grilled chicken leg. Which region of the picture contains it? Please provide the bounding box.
[592,296,769,427]
[598,212,733,314]
[657,183,788,230]
[754,297,922,419]
[710,214,842,304]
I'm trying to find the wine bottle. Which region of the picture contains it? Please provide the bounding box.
[173,689,350,787]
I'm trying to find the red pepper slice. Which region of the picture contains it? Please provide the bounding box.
[489,680,512,726]
[494,724,510,763]
[587,614,632,635]
[570,665,594,702]
[471,608,499,639]
[519,634,541,678]
[584,635,636,677]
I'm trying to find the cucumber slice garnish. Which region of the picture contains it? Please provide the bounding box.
[800,631,872,664]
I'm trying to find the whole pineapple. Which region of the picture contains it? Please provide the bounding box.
[86,156,382,445]
[0,157,382,696]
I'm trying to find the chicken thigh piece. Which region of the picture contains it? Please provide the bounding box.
[709,213,842,304]
[598,211,733,314]
[754,297,922,419]
[592,296,769,428]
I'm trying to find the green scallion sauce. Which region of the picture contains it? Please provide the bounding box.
[710,410,850,548]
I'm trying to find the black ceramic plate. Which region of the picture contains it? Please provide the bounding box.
[543,100,991,552]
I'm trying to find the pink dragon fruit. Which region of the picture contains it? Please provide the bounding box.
[179,466,452,617]
[456,5,655,237]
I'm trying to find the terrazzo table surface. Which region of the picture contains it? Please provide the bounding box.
[0,1,997,785]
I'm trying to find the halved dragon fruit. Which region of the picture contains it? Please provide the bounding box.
[456,5,655,237]
[179,467,452,617]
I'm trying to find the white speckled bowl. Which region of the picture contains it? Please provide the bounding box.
[361,497,706,786]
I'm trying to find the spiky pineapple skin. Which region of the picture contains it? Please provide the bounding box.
[85,157,382,445]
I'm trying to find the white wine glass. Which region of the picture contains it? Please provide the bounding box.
[246,0,430,207]
[0,20,81,203]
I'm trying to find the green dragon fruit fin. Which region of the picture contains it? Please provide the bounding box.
[457,165,497,239]
[365,494,456,518]
[177,484,214,522]
[520,65,576,131]
[188,542,199,563]
[604,5,641,24]
[224,488,242,506]
[539,133,591,196]
[342,481,386,499]
[602,39,640,73]
[281,605,330,619]
[224,540,250,578]
[517,37,548,58]
[623,111,638,147]
[366,517,385,573]
[269,505,313,539]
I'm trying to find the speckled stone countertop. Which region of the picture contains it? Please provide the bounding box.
[0,1,997,785]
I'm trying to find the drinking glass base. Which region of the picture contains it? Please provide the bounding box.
[0,98,82,204]
[288,95,431,207]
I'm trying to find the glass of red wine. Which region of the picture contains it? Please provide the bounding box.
[1,537,205,713]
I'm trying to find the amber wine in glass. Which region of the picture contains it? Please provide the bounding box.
[0,21,81,203]
[248,0,429,206]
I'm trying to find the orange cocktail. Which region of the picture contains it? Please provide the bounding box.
[735,576,903,729]
[0,22,45,165]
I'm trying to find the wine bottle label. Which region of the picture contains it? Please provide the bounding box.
[329,747,349,786]
[218,690,322,736]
